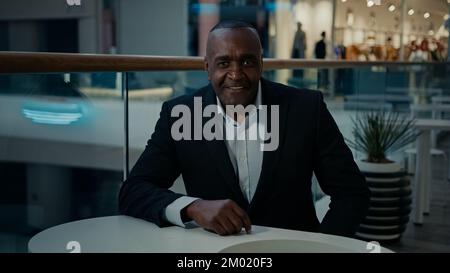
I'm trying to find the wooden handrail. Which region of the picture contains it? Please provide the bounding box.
[0,51,445,74]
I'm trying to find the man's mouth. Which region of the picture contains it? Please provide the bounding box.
[224,84,249,92]
[228,86,244,90]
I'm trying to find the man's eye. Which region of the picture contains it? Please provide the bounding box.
[218,62,229,67]
[243,59,255,66]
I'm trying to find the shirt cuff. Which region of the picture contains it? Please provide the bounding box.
[164,196,199,227]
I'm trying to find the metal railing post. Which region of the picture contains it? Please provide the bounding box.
[121,72,129,180]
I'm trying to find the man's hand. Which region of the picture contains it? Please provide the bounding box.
[185,199,252,236]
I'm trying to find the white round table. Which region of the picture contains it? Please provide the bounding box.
[28,215,392,253]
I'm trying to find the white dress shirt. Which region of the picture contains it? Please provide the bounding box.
[164,82,264,227]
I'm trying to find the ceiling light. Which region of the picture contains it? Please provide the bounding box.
[388,4,395,12]
[444,14,449,20]
[341,0,347,2]
[367,1,374,7]
[408,9,414,16]
[424,12,430,19]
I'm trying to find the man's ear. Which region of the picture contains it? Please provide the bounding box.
[204,56,210,80]
[260,54,264,72]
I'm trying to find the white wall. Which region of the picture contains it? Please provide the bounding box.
[272,0,332,60]
[273,0,296,83]
[294,0,334,59]
[274,0,299,60]
[272,0,334,82]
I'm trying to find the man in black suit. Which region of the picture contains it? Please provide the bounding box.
[119,21,370,238]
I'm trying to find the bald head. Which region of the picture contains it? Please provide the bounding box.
[206,20,262,58]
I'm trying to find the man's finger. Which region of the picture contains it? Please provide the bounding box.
[231,205,252,234]
[226,213,244,234]
[241,213,252,234]
[211,222,227,236]
[218,216,237,235]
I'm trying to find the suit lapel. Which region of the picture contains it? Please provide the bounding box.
[250,79,289,210]
[202,86,249,208]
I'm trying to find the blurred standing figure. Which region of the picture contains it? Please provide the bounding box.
[409,39,430,62]
[314,31,327,89]
[384,37,398,61]
[314,31,326,59]
[292,22,307,78]
[429,38,444,61]
[408,39,431,104]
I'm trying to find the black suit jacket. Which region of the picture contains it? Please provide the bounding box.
[119,78,370,237]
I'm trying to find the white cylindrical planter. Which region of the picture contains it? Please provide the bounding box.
[356,160,412,243]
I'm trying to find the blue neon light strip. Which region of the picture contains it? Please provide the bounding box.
[22,109,83,125]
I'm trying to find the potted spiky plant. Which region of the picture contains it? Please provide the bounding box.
[346,111,420,243]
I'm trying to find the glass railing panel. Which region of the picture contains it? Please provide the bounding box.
[124,64,450,204]
[126,70,209,195]
[274,64,450,202]
[0,72,124,252]
[127,70,208,165]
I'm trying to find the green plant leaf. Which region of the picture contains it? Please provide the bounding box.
[346,110,419,162]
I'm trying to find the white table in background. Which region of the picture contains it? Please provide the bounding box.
[28,215,392,253]
[413,119,450,224]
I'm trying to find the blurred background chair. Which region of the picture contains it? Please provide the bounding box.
[404,103,450,182]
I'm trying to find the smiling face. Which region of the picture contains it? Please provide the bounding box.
[204,27,263,107]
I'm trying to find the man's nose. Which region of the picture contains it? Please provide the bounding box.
[227,65,244,80]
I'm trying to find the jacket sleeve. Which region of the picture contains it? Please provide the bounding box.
[118,101,184,227]
[313,93,371,237]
